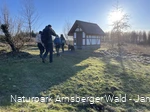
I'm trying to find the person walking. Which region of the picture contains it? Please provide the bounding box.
[35,31,44,58]
[60,34,66,53]
[54,35,61,56]
[42,25,57,63]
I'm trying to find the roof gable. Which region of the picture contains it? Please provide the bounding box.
[68,20,105,36]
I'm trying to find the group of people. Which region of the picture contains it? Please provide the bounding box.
[35,24,66,63]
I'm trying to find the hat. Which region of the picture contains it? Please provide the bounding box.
[48,24,52,27]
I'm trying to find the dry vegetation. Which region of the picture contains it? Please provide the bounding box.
[102,42,150,55]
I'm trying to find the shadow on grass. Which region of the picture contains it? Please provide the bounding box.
[0,47,99,107]
[99,51,150,109]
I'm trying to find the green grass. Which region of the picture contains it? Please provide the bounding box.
[0,45,150,112]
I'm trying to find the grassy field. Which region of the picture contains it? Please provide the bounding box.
[0,43,150,112]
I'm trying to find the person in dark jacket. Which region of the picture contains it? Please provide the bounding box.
[60,34,66,52]
[42,25,57,63]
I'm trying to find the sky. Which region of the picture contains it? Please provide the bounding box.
[0,0,150,34]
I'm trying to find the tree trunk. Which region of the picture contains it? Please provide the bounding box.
[29,23,32,38]
[1,24,18,52]
[6,37,18,52]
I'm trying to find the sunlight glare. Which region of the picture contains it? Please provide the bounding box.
[108,10,124,24]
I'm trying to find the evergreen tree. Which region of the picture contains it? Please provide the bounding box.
[138,31,142,44]
[148,31,150,45]
[143,31,147,45]
[131,31,138,44]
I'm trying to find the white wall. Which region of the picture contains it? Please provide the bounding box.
[74,33,76,45]
[83,32,85,38]
[97,37,99,43]
[86,38,91,45]
[75,27,83,32]
[75,28,80,31]
[86,35,101,45]
[83,39,85,45]
[74,33,76,38]
[73,29,101,46]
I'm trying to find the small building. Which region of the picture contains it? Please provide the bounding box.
[68,20,105,49]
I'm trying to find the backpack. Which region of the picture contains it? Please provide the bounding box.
[54,38,61,45]
[61,39,65,43]
[41,28,48,44]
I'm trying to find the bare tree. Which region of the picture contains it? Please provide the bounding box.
[110,30,118,47]
[122,32,131,43]
[1,4,13,27]
[0,4,18,35]
[63,20,72,45]
[109,1,130,46]
[0,5,18,52]
[12,18,28,50]
[20,0,39,38]
[0,4,27,52]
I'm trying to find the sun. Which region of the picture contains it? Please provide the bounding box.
[108,10,124,24]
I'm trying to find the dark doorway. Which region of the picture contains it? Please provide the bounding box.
[76,32,82,49]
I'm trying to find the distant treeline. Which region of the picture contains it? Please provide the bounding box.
[102,31,150,45]
[0,31,36,42]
